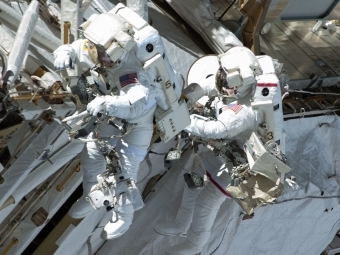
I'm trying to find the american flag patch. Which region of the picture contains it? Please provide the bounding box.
[222,104,243,114]
[119,73,139,88]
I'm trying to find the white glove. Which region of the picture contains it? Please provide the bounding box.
[53,45,75,71]
[87,96,106,116]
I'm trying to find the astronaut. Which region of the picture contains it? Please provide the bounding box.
[53,4,182,240]
[154,46,285,254]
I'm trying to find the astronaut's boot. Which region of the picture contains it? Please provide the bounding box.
[165,182,227,255]
[101,193,135,240]
[69,140,106,219]
[154,183,200,237]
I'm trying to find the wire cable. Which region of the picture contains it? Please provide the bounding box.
[210,217,234,255]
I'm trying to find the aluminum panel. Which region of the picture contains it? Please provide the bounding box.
[280,0,339,20]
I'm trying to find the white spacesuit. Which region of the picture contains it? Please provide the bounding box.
[53,5,182,240]
[154,47,285,254]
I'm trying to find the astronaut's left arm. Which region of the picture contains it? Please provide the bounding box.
[185,104,258,139]
[87,83,154,119]
[53,39,96,71]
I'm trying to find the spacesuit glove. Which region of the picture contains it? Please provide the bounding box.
[53,45,75,71]
[87,96,106,116]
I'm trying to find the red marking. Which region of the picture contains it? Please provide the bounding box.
[206,171,232,198]
[257,83,277,87]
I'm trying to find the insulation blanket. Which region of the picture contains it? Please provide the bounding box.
[0,121,68,208]
[95,115,340,255]
[164,0,243,54]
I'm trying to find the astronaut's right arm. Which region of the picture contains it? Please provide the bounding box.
[182,78,219,108]
[87,83,155,119]
[185,104,258,139]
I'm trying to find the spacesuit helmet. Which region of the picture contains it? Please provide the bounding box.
[80,13,136,68]
[216,46,262,98]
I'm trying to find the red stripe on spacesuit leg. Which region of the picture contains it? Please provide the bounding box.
[257,83,277,87]
[206,171,232,198]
